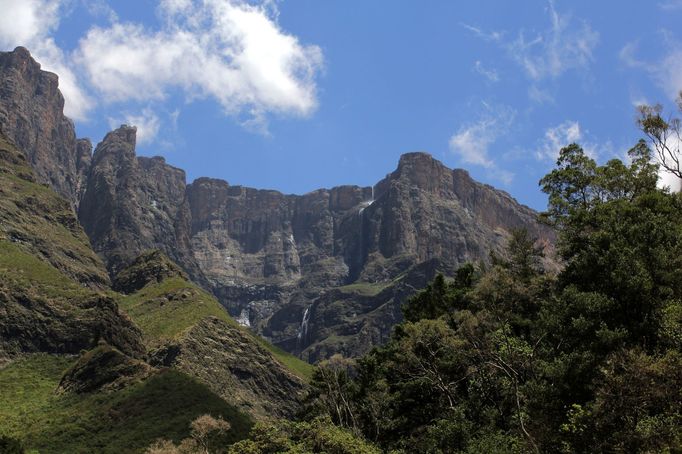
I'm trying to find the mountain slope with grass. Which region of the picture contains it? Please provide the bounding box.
[116,250,311,419]
[0,131,143,362]
[0,353,253,453]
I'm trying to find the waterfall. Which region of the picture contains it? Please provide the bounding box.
[297,304,313,349]
[359,185,375,214]
[236,308,251,327]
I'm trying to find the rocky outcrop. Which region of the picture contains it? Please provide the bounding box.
[57,344,155,394]
[112,249,188,294]
[149,316,306,419]
[0,47,87,206]
[79,126,204,280]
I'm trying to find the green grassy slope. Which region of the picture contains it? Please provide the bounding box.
[0,133,109,288]
[120,277,314,380]
[0,354,253,453]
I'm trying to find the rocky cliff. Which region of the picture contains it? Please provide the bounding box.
[0,131,144,361]
[0,48,555,362]
[78,126,204,280]
[186,152,554,360]
[0,47,88,207]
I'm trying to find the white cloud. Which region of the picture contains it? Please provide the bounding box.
[473,60,499,82]
[460,23,504,42]
[537,121,582,161]
[464,1,598,82]
[0,0,323,133]
[449,104,515,183]
[76,0,324,123]
[508,1,598,80]
[619,42,646,69]
[528,85,554,104]
[82,0,118,22]
[108,108,161,145]
[0,0,93,120]
[659,170,682,192]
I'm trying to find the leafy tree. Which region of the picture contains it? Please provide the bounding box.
[227,418,382,454]
[402,264,475,323]
[296,133,682,453]
[637,93,682,180]
[302,354,359,433]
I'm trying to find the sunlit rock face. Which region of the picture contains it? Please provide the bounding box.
[185,151,555,360]
[0,47,88,207]
[78,125,204,281]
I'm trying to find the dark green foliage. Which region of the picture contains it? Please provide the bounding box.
[295,139,682,453]
[0,435,24,454]
[228,417,381,454]
[402,263,475,323]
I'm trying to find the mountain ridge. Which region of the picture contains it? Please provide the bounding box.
[0,46,555,361]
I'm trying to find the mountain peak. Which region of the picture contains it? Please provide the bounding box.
[105,125,138,147]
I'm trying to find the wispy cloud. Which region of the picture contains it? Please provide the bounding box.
[448,103,515,183]
[460,23,504,42]
[108,108,161,145]
[659,0,682,10]
[528,85,554,104]
[463,1,598,82]
[473,60,499,82]
[620,36,682,100]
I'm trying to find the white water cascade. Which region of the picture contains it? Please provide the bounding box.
[359,185,375,214]
[297,304,313,349]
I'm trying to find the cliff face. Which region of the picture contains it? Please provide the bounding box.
[0,47,87,207]
[186,152,554,360]
[78,126,203,280]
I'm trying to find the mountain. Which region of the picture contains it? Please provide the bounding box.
[185,151,555,361]
[0,121,305,450]
[78,125,203,280]
[0,47,555,362]
[0,131,143,361]
[115,250,310,418]
[0,47,88,207]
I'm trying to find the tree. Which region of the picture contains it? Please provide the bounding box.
[302,354,359,433]
[637,93,682,180]
[144,415,231,454]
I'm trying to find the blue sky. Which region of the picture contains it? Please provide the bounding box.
[2,0,682,209]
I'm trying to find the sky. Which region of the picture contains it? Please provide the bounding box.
[1,0,682,210]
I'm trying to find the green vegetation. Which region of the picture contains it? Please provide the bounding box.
[0,134,108,287]
[251,336,314,380]
[120,276,313,380]
[293,139,682,452]
[338,281,390,297]
[228,418,381,454]
[0,241,92,302]
[120,277,237,342]
[0,354,252,453]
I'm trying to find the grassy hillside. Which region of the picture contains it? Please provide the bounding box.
[120,276,313,380]
[0,354,252,453]
[0,133,109,288]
